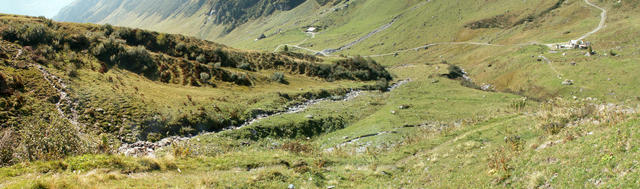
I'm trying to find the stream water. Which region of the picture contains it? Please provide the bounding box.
[118,78,412,157]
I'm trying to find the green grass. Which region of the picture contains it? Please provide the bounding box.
[3,0,640,188]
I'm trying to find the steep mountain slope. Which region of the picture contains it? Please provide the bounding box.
[54,0,340,38]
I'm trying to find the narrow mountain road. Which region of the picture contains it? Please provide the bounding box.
[576,0,607,41]
[320,16,400,55]
[363,42,503,58]
[545,0,607,47]
[276,0,606,58]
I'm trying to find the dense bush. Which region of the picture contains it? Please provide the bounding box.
[225,116,347,140]
[91,37,125,63]
[0,23,54,46]
[117,45,156,76]
[442,65,465,79]
[330,56,392,81]
[0,16,392,88]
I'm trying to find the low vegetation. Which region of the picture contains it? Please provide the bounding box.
[3,0,640,187]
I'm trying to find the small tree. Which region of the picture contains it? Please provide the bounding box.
[283,45,289,52]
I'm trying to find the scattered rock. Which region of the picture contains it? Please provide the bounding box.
[288,184,295,189]
[570,62,577,66]
[257,33,266,40]
[327,186,336,189]
[391,110,396,114]
[118,136,188,157]
[481,84,494,91]
[398,105,410,109]
[305,114,314,119]
[562,79,574,85]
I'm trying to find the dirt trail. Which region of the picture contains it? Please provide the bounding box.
[277,0,606,58]
[544,0,607,47]
[320,16,399,55]
[13,49,83,128]
[363,42,503,58]
[576,0,607,41]
[538,55,564,80]
[32,64,84,127]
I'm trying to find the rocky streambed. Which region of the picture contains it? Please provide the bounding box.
[118,79,412,157]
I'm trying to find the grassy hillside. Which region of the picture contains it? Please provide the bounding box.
[0,14,390,165]
[2,0,640,188]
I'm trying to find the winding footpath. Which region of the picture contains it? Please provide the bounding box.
[12,49,86,139]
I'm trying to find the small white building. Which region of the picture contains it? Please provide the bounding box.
[306,27,316,32]
[555,40,591,50]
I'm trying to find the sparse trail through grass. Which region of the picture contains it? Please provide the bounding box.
[14,49,84,129]
[397,115,521,165]
[538,55,564,80]
[363,42,503,58]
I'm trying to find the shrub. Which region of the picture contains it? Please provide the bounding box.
[117,45,156,76]
[238,63,253,71]
[0,72,13,96]
[1,23,54,46]
[332,56,392,81]
[102,24,114,36]
[271,72,287,84]
[176,42,187,54]
[200,72,210,81]
[66,34,90,50]
[67,67,79,78]
[172,142,192,158]
[233,74,252,86]
[510,98,528,111]
[92,37,125,64]
[488,146,513,183]
[196,54,207,63]
[443,65,466,79]
[281,141,313,154]
[0,128,18,166]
